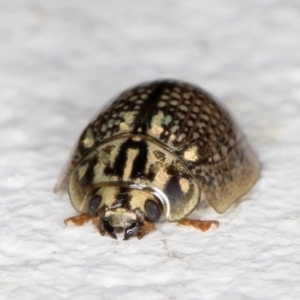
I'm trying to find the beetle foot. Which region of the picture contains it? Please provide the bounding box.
[64,213,93,226]
[178,219,219,232]
[137,221,155,239]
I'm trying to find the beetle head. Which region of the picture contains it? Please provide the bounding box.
[88,187,162,240]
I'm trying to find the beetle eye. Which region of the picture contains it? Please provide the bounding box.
[145,200,161,222]
[88,195,102,217]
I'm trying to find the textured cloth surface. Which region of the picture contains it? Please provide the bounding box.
[1,1,300,299]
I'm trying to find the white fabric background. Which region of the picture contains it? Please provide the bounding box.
[1,1,300,299]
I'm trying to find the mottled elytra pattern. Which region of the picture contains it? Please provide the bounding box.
[56,79,260,228]
[75,80,242,166]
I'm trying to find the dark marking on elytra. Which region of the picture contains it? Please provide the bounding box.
[80,156,98,188]
[104,138,149,179]
[130,141,148,179]
[103,145,115,155]
[163,162,185,202]
[153,150,166,162]
[185,160,196,171]
[146,164,157,182]
[88,195,102,217]
[164,176,184,203]
[165,163,179,177]
[133,80,171,134]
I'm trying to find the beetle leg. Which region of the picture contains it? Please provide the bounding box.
[178,219,219,232]
[64,213,93,226]
[137,221,155,239]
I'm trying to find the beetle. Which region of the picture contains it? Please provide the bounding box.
[54,79,260,240]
